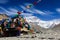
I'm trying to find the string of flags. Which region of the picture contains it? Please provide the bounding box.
[25,0,42,9]
[33,0,42,5]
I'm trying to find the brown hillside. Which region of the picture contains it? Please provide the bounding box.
[0,14,8,20]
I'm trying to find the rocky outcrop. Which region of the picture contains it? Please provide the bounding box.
[0,14,8,20]
[52,24,60,32]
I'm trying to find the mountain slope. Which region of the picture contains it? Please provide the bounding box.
[24,16,60,29]
[0,14,8,20]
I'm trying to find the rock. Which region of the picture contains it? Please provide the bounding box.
[25,37,29,38]
[41,37,46,39]
[35,36,37,37]
[48,38,54,39]
[58,39,60,40]
[31,36,35,38]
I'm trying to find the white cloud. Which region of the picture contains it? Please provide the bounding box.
[44,11,53,14]
[33,9,45,15]
[0,7,33,16]
[8,8,33,16]
[20,5,47,15]
[0,7,9,13]
[56,8,60,13]
[21,13,33,16]
[20,6,35,13]
[20,5,55,16]
[43,11,55,17]
[0,0,8,4]
[20,6,26,10]
[0,7,17,15]
[8,8,18,13]
[34,9,54,16]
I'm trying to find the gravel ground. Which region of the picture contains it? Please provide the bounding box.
[0,23,60,40]
[0,31,60,40]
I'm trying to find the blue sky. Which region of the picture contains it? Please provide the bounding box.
[0,0,60,21]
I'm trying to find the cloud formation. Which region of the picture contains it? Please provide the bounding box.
[33,9,45,15]
[56,8,60,13]
[0,0,9,4]
[0,7,18,15]
[20,5,46,15]
[20,6,34,13]
[8,8,18,13]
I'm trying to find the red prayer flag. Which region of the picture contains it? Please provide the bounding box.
[33,1,37,5]
[17,11,21,15]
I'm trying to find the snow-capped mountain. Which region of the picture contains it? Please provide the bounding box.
[24,16,60,28]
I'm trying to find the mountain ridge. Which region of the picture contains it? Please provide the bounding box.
[24,16,60,29]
